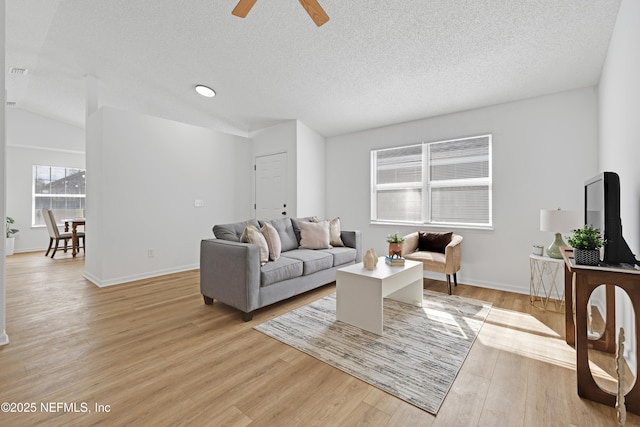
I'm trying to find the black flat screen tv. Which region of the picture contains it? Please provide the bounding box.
[584,171,638,266]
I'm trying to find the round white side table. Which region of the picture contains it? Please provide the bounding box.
[529,254,565,311]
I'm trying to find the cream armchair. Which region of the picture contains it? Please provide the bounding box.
[401,232,463,295]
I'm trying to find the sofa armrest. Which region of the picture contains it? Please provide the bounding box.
[340,230,362,262]
[444,235,463,274]
[401,232,419,255]
[200,239,262,313]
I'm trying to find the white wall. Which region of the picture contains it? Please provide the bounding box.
[599,0,640,256]
[327,87,599,293]
[5,109,85,252]
[84,106,253,287]
[296,120,326,218]
[1,0,9,346]
[598,0,640,373]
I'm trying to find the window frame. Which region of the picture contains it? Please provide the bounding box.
[32,165,87,227]
[371,134,492,229]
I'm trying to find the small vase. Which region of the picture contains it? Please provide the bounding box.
[388,242,402,259]
[363,248,377,270]
[574,248,600,266]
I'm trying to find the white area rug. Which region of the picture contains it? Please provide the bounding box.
[254,290,492,414]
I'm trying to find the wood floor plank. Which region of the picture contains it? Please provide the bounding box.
[1,252,639,426]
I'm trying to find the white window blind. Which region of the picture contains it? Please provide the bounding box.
[372,144,423,222]
[371,135,492,227]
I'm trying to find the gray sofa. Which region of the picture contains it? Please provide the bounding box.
[200,217,362,321]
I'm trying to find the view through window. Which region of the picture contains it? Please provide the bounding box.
[33,165,86,226]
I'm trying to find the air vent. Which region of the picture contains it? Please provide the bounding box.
[8,67,29,75]
[6,101,17,107]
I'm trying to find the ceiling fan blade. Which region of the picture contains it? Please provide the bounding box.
[298,0,330,27]
[232,0,258,18]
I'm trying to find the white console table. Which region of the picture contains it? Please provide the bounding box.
[529,254,564,311]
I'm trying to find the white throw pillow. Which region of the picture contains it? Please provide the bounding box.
[261,222,282,261]
[311,216,344,247]
[241,224,269,265]
[299,220,332,249]
[328,217,344,247]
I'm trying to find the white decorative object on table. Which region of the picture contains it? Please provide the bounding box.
[540,208,581,259]
[363,248,378,270]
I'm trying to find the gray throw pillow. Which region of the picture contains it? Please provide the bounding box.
[213,219,260,242]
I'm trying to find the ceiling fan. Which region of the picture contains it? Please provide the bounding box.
[232,0,330,27]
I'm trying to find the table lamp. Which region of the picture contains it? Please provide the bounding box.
[540,208,581,259]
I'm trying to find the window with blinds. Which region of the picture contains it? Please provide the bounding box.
[371,135,492,227]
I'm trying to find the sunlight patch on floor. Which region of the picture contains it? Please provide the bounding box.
[423,308,470,340]
[477,307,618,384]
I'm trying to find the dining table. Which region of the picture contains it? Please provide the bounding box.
[63,218,85,257]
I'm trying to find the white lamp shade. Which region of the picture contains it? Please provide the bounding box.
[540,209,582,232]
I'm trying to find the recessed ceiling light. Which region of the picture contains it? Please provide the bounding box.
[195,85,216,98]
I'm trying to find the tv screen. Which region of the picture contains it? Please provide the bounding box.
[584,172,638,266]
[585,178,604,234]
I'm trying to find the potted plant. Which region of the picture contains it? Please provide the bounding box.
[568,225,603,266]
[386,232,405,258]
[6,216,20,256]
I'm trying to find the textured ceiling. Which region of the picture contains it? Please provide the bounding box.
[5,0,622,138]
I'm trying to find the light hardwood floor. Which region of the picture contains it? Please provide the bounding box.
[1,251,638,426]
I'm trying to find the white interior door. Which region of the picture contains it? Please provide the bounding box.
[255,153,287,219]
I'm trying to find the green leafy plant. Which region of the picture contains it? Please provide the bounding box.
[6,217,20,238]
[567,225,603,250]
[385,232,405,244]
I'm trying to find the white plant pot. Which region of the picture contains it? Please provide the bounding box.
[5,237,15,256]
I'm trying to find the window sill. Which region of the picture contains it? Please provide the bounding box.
[370,220,494,232]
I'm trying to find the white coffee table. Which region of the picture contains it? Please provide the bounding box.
[336,257,423,335]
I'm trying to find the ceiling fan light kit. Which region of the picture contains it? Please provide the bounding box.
[232,0,329,27]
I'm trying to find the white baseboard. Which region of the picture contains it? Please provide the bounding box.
[422,271,529,296]
[84,264,199,288]
[0,330,9,346]
[11,247,49,254]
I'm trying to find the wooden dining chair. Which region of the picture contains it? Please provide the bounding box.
[42,208,85,258]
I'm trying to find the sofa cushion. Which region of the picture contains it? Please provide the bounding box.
[260,257,303,287]
[241,224,269,265]
[299,220,332,249]
[318,247,357,266]
[261,222,281,261]
[213,219,260,242]
[404,251,447,273]
[418,231,453,253]
[281,249,333,275]
[260,218,298,252]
